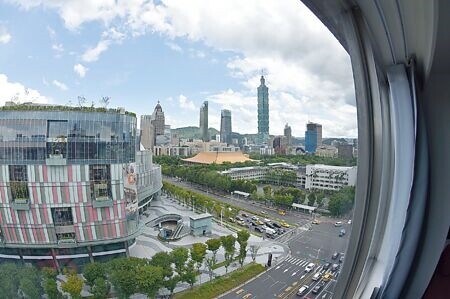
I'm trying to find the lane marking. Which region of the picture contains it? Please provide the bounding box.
[236,289,244,295]
[285,287,292,292]
[291,272,297,276]
[242,293,252,299]
[283,267,291,273]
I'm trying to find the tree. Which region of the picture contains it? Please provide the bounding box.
[61,269,83,299]
[19,266,42,298]
[308,192,317,206]
[220,235,236,273]
[83,262,106,286]
[190,243,207,281]
[0,263,19,297]
[204,256,216,281]
[206,238,221,264]
[236,230,250,267]
[150,251,174,278]
[136,265,164,298]
[164,275,180,297]
[171,247,189,276]
[99,96,110,108]
[108,258,140,299]
[91,278,110,299]
[183,260,197,289]
[42,267,60,299]
[249,245,260,262]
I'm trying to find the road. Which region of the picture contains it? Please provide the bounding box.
[220,220,352,299]
[163,176,311,225]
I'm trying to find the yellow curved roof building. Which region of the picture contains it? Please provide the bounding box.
[182,151,255,165]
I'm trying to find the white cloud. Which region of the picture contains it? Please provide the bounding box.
[8,0,357,136]
[0,74,49,104]
[73,63,88,78]
[178,94,196,111]
[52,79,68,91]
[166,41,183,53]
[52,43,64,53]
[0,26,11,44]
[82,40,110,62]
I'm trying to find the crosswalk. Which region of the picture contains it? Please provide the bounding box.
[283,256,311,267]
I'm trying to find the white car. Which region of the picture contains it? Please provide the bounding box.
[334,221,343,227]
[348,219,352,224]
[297,285,309,296]
[305,262,315,272]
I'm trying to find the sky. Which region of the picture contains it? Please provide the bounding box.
[0,0,357,138]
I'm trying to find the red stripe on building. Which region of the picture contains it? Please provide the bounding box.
[120,221,126,237]
[68,165,73,182]
[43,166,48,181]
[42,204,50,224]
[10,208,17,224]
[19,211,27,225]
[113,202,119,219]
[87,225,93,241]
[75,205,82,225]
[103,223,109,239]
[64,184,70,203]
[31,228,38,244]
[52,185,58,204]
[22,227,29,243]
[39,227,45,242]
[31,207,38,225]
[32,183,38,204]
[111,220,117,238]
[11,226,18,243]
[77,183,83,204]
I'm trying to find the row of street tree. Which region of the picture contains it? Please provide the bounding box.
[0,230,255,299]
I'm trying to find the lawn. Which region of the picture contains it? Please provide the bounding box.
[174,263,265,299]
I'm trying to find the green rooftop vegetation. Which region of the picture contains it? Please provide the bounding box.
[0,103,137,117]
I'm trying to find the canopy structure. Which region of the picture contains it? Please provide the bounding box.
[182,151,255,165]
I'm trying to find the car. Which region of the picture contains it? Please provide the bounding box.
[339,229,346,237]
[305,262,315,272]
[278,210,286,216]
[256,220,264,225]
[228,217,236,223]
[251,215,259,221]
[255,226,265,233]
[281,221,291,228]
[339,255,345,263]
[264,218,271,223]
[266,222,275,229]
[322,272,333,282]
[312,272,322,281]
[332,252,339,259]
[347,219,352,224]
[323,262,331,270]
[296,285,309,296]
[272,222,281,228]
[331,263,340,272]
[260,210,267,215]
[235,216,244,221]
[312,219,320,224]
[241,213,248,218]
[334,221,343,227]
[277,228,285,234]
[312,283,323,294]
[250,221,257,226]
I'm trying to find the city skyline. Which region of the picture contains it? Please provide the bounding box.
[0,0,357,138]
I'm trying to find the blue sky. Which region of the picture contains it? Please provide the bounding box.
[0,0,357,137]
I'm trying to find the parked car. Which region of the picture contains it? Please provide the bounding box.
[278,210,286,216]
[251,215,259,221]
[323,262,331,270]
[348,219,352,224]
[339,229,346,237]
[235,216,244,221]
[228,217,236,223]
[266,222,275,229]
[256,220,264,225]
[272,222,281,228]
[255,226,265,233]
[250,221,257,226]
[312,272,322,281]
[305,263,315,272]
[339,255,345,263]
[312,219,320,224]
[281,221,291,228]
[334,221,343,227]
[297,285,309,296]
[332,252,340,259]
[312,283,324,294]
[260,210,268,215]
[331,263,340,272]
[241,213,248,218]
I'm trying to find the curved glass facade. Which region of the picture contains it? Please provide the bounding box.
[0,110,136,164]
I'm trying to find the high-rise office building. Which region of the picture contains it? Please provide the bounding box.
[0,103,162,268]
[199,101,209,141]
[257,75,269,144]
[305,122,322,153]
[220,109,232,145]
[151,101,165,136]
[140,115,154,151]
[284,123,292,145]
[338,143,353,159]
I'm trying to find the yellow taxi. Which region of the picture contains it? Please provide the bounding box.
[312,219,320,225]
[281,221,290,228]
[322,272,333,282]
[278,210,286,216]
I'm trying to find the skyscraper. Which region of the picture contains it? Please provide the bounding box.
[151,101,165,136]
[199,101,209,141]
[284,123,292,146]
[305,122,322,153]
[257,75,269,144]
[140,115,154,151]
[220,109,232,145]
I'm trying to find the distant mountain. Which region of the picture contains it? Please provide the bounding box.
[172,126,219,139]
